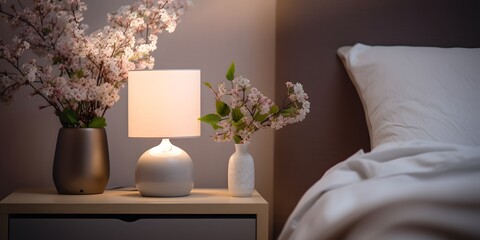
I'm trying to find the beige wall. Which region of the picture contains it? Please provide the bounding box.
[0,0,275,232]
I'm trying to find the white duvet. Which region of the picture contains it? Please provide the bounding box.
[278,140,480,240]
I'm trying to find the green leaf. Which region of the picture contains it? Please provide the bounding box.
[199,114,222,129]
[280,107,296,117]
[57,112,69,127]
[231,107,244,122]
[233,135,242,144]
[57,108,79,128]
[233,120,245,131]
[216,100,231,117]
[226,62,235,81]
[52,56,62,65]
[42,27,51,36]
[269,105,279,114]
[203,82,212,88]
[199,113,222,124]
[254,112,268,123]
[75,69,84,78]
[64,108,78,125]
[88,117,107,128]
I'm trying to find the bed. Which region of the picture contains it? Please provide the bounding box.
[274,0,480,239]
[277,44,480,239]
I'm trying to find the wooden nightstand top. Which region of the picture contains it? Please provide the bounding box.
[0,188,267,214]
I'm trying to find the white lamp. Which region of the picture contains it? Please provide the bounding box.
[128,70,201,197]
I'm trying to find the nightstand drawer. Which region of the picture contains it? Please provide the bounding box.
[9,214,256,240]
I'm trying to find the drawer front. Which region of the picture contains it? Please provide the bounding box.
[9,214,256,240]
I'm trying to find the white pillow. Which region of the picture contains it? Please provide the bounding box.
[337,43,480,148]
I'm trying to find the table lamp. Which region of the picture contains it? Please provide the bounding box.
[128,70,201,197]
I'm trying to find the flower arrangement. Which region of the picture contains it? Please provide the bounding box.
[0,0,191,128]
[200,63,310,144]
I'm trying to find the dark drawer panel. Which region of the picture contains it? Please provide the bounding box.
[9,214,256,240]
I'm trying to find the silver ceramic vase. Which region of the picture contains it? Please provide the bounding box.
[53,128,109,195]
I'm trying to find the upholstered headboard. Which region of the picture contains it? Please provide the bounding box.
[274,0,480,237]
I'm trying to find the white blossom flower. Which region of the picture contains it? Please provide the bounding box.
[22,60,37,83]
[233,76,250,88]
[218,82,227,97]
[0,0,191,127]
[200,64,310,144]
[293,83,308,102]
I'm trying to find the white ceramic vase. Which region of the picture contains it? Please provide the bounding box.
[228,143,255,197]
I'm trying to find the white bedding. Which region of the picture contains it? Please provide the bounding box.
[278,140,480,240]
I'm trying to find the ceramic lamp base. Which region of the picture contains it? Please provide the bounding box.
[135,139,194,197]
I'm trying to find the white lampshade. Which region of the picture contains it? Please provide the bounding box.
[127,69,201,197]
[128,70,201,138]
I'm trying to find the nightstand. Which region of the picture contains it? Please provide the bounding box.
[0,188,268,240]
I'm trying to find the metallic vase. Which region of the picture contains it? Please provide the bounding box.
[53,128,110,195]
